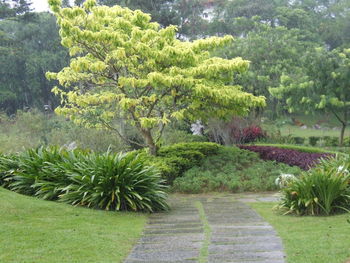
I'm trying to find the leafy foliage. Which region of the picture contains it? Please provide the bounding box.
[0,147,70,199]
[322,136,340,147]
[278,157,350,215]
[308,136,320,146]
[140,142,221,184]
[292,136,305,145]
[0,0,33,19]
[46,0,265,154]
[0,146,168,212]
[239,145,334,170]
[58,151,168,212]
[242,125,265,143]
[270,47,350,145]
[0,12,69,113]
[172,146,301,193]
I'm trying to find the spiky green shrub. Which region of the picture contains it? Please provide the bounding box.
[279,157,350,215]
[0,154,19,188]
[0,147,70,199]
[58,151,168,212]
[0,147,168,212]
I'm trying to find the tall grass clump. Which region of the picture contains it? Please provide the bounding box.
[279,157,350,215]
[0,147,168,212]
[58,151,168,212]
[0,147,70,199]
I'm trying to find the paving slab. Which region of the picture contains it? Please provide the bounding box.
[124,194,286,263]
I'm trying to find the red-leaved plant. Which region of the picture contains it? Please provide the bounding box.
[238,145,334,170]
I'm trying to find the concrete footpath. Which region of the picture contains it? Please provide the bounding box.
[125,194,285,263]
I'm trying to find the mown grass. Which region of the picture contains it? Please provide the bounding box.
[0,187,146,263]
[253,143,336,154]
[251,202,350,263]
[279,124,350,138]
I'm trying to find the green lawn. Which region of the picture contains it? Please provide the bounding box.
[279,124,350,138]
[0,187,146,263]
[251,202,350,263]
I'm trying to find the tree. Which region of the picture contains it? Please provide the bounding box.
[270,47,350,145]
[0,0,32,19]
[97,0,178,28]
[209,0,289,37]
[208,0,350,119]
[220,25,307,95]
[46,0,265,155]
[0,0,34,113]
[76,0,209,39]
[0,12,69,113]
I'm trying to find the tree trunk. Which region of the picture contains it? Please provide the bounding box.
[339,123,346,147]
[331,109,348,147]
[140,128,158,156]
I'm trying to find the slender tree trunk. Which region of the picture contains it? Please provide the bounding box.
[140,128,158,156]
[339,123,346,146]
[331,109,348,147]
[339,110,348,147]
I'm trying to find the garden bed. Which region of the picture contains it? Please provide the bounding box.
[238,145,334,170]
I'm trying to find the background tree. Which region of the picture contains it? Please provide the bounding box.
[207,0,349,120]
[47,0,265,155]
[0,8,69,113]
[97,0,178,28]
[215,23,311,118]
[75,0,212,38]
[0,0,32,19]
[0,0,34,113]
[270,47,350,145]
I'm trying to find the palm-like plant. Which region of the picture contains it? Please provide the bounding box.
[279,157,350,215]
[0,147,168,212]
[59,151,168,212]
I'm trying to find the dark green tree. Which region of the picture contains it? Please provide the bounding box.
[0,11,69,113]
[0,0,32,19]
[270,47,350,145]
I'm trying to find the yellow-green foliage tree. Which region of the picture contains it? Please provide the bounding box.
[47,0,265,155]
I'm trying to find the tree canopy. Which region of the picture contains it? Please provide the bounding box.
[270,48,350,145]
[0,12,69,113]
[46,0,265,154]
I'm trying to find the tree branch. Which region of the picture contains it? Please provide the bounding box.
[330,107,346,126]
[99,118,146,148]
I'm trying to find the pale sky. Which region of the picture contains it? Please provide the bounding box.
[31,0,50,12]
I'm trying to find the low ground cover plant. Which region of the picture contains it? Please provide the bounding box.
[252,143,339,154]
[139,142,221,184]
[278,157,350,216]
[172,146,301,193]
[238,145,334,170]
[0,147,168,212]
